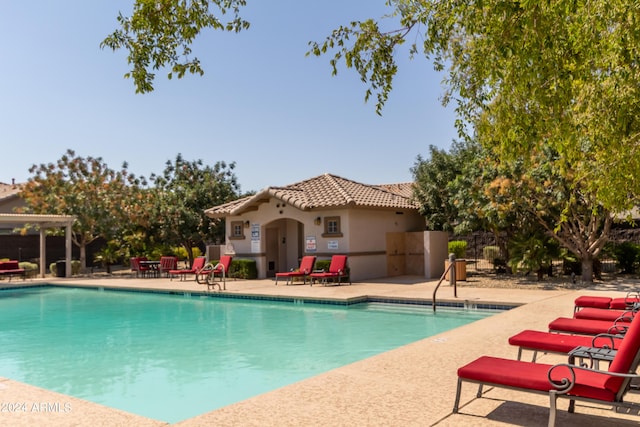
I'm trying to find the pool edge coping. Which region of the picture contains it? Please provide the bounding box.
[0,282,519,312]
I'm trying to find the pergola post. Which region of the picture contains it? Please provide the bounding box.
[65,222,72,278]
[0,214,76,279]
[39,228,46,278]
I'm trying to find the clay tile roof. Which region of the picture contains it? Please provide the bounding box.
[205,173,418,218]
[376,182,415,200]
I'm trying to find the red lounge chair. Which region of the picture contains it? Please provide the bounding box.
[574,307,636,322]
[574,293,640,312]
[609,297,640,309]
[454,315,640,426]
[509,329,622,362]
[196,256,233,286]
[169,256,206,281]
[309,255,351,286]
[159,256,178,277]
[275,256,316,285]
[548,317,631,336]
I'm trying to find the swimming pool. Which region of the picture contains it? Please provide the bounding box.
[0,286,497,423]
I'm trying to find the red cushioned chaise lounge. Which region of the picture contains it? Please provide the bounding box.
[509,329,622,362]
[309,255,351,286]
[548,316,631,336]
[574,293,640,312]
[275,255,316,286]
[454,315,640,427]
[169,256,207,281]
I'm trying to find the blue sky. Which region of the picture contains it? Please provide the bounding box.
[0,1,457,194]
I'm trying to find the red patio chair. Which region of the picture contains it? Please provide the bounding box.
[454,315,640,426]
[159,256,178,278]
[169,256,206,281]
[309,255,350,286]
[275,256,316,285]
[130,257,151,278]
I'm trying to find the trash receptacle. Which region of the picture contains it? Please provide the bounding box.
[56,260,66,278]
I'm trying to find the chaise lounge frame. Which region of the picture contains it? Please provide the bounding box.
[275,256,316,286]
[309,255,351,286]
[453,315,640,427]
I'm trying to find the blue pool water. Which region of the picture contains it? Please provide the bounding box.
[0,287,496,422]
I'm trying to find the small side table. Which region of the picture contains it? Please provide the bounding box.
[568,346,616,369]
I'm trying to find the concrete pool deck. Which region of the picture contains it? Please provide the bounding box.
[1,275,639,426]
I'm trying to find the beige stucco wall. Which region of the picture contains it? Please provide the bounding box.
[344,209,425,280]
[221,197,426,281]
[423,231,449,279]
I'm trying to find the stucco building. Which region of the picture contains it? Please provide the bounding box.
[205,174,448,282]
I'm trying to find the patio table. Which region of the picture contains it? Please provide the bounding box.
[139,260,160,278]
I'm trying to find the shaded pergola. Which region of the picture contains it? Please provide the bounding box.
[0,213,75,278]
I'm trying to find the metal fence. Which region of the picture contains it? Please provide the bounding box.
[455,231,628,276]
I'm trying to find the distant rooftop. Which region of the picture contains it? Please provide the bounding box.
[0,181,24,202]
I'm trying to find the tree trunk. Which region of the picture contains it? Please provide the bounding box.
[581,255,594,282]
[185,244,194,268]
[80,244,87,273]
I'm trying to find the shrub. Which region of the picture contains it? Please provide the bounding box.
[312,259,350,281]
[448,240,467,259]
[49,260,81,276]
[19,262,39,278]
[173,247,202,261]
[508,233,560,280]
[230,259,257,279]
[483,246,501,262]
[611,241,640,274]
[207,258,257,279]
[315,260,331,271]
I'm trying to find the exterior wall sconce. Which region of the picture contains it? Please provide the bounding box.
[314,217,321,225]
[244,220,250,228]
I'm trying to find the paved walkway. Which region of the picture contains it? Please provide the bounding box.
[0,275,638,426]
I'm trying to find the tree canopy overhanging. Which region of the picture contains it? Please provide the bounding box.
[103,1,640,281]
[104,1,640,211]
[101,0,250,94]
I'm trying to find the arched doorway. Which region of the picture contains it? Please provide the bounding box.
[264,218,304,278]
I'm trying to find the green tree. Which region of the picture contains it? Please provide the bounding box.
[106,1,638,281]
[448,144,525,266]
[315,1,630,281]
[20,149,145,271]
[411,143,464,231]
[413,140,613,281]
[150,154,240,265]
[310,2,640,201]
[101,0,250,93]
[476,146,613,281]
